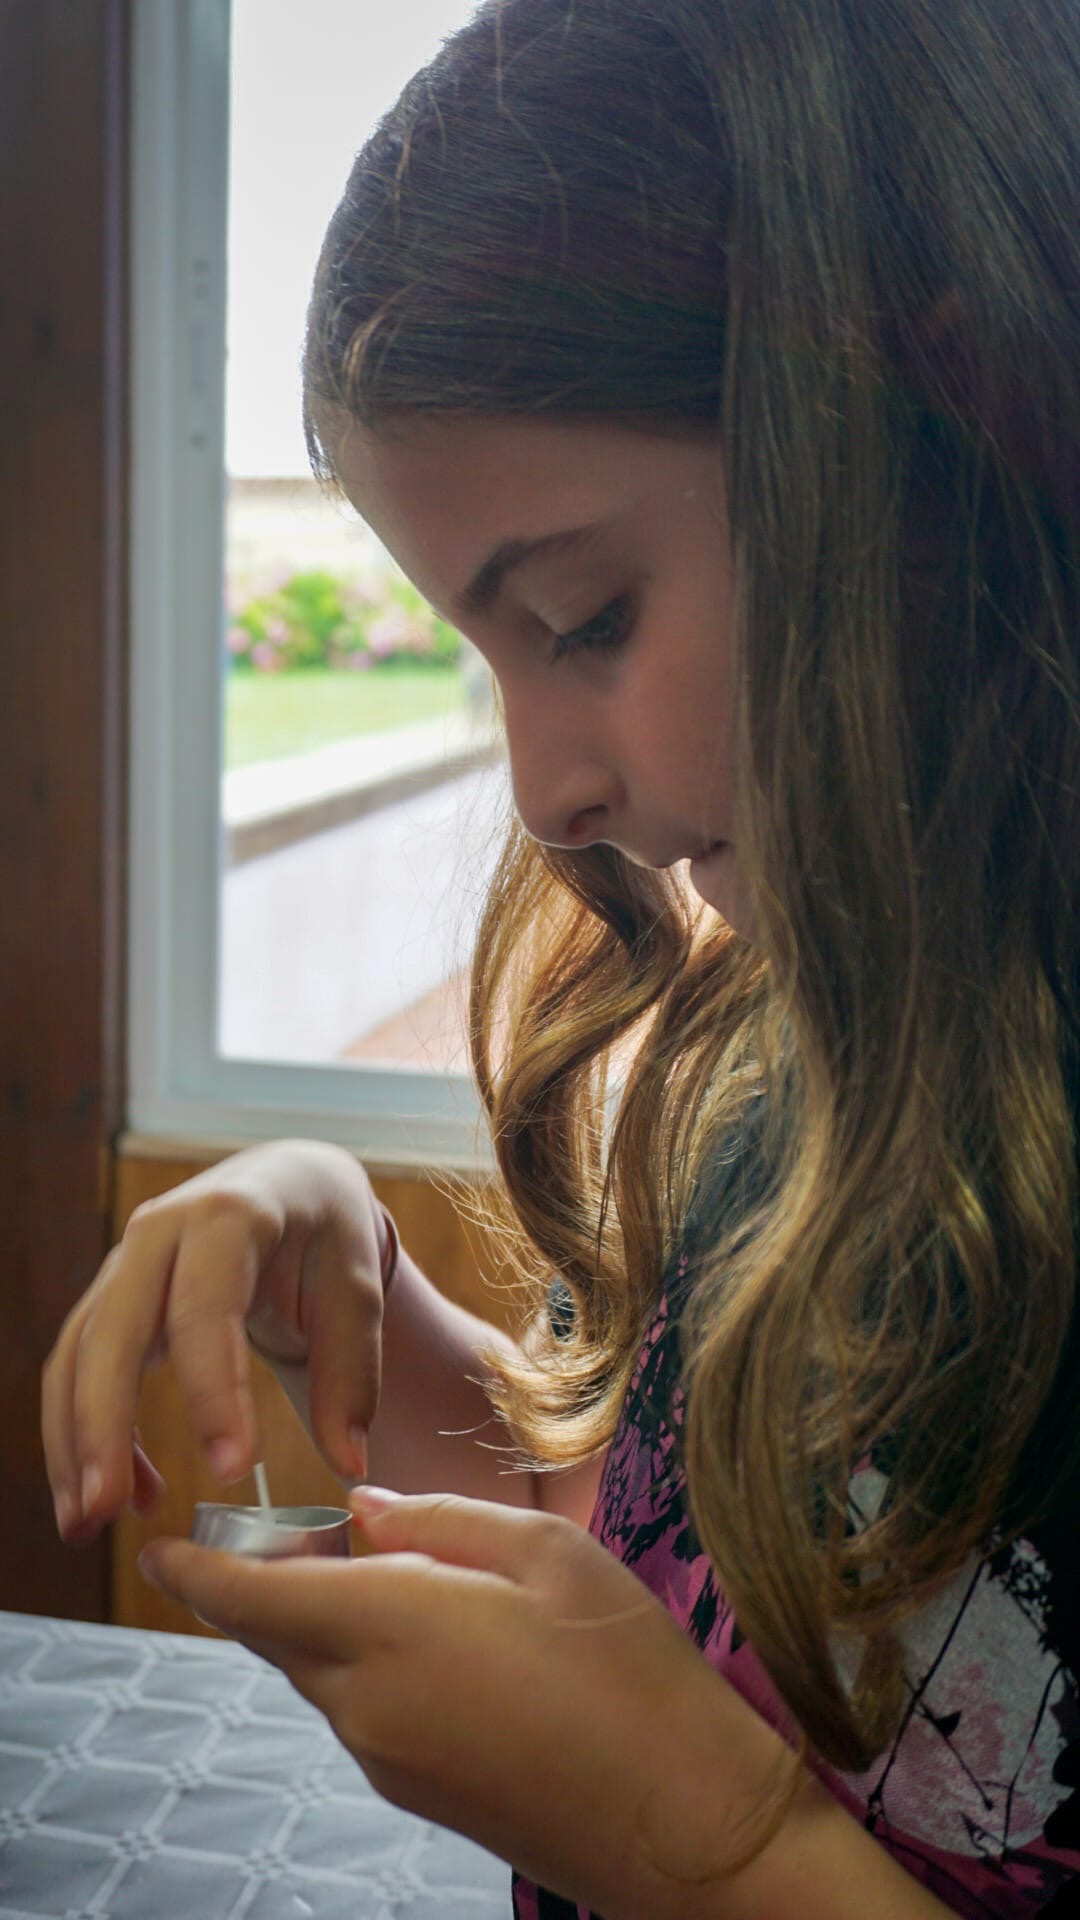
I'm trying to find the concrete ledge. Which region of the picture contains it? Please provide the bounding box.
[223,712,503,865]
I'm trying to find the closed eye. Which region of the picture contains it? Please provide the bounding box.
[549,594,635,666]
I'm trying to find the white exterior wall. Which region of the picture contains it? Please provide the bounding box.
[218,764,508,1064]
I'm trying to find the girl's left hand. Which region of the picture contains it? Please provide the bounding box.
[140,1489,790,1920]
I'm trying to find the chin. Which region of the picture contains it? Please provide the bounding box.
[690,852,759,944]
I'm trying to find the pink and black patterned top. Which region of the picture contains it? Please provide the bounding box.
[512,1084,1080,1919]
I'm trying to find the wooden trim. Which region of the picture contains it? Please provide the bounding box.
[116,1131,493,1184]
[0,0,130,1621]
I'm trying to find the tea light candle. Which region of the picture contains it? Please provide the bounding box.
[192,1447,350,1557]
[191,1501,353,1558]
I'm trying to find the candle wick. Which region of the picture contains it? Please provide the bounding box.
[253,1461,272,1514]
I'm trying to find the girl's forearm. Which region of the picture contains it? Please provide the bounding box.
[365,1231,608,1522]
[684,1771,956,1920]
[362,1240,535,1500]
[638,1666,956,1920]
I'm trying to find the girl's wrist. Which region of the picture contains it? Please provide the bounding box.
[248,1198,400,1371]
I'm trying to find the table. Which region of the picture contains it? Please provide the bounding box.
[0,1608,510,1918]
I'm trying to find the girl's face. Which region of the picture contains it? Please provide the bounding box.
[331,413,754,937]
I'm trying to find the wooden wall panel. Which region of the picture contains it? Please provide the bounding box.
[110,1147,519,1636]
[0,1,128,1622]
[0,3,529,1635]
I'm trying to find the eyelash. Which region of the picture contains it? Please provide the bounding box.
[548,594,634,665]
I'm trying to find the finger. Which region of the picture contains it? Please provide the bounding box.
[218,1633,331,1711]
[138,1539,366,1659]
[164,1211,265,1484]
[140,1532,500,1673]
[303,1232,384,1482]
[349,1487,564,1584]
[42,1287,98,1535]
[48,1245,167,1532]
[130,1431,167,1517]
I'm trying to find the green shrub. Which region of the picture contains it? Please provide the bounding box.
[226,566,463,673]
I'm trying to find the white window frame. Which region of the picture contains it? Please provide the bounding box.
[127,0,494,1174]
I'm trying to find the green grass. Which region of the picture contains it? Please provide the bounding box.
[224,664,468,770]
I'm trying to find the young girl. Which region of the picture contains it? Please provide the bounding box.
[43,0,1080,1913]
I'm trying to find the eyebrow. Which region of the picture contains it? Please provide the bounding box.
[453,521,607,621]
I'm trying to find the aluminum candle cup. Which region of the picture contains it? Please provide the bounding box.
[191,1504,352,1559]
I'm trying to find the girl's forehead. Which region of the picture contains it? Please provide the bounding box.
[334,415,723,595]
[334,413,722,514]
[327,414,726,630]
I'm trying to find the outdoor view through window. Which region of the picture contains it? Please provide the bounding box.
[219,0,506,1073]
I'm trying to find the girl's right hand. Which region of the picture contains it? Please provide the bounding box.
[41,1139,392,1544]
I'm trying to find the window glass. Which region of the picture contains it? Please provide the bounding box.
[219,0,505,1074]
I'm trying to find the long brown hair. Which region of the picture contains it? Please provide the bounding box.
[302,0,1080,1848]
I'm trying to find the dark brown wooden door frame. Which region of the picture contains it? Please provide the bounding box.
[0,0,129,1620]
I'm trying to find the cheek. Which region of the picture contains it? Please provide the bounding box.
[628,629,730,779]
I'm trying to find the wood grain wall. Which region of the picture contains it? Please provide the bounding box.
[0,0,128,1623]
[0,5,516,1635]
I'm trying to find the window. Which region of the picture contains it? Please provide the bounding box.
[128,0,502,1171]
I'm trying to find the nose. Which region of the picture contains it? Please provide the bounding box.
[501,688,619,851]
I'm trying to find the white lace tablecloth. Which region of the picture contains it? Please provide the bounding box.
[0,1608,510,1918]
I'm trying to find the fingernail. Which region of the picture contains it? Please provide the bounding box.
[55,1491,75,1535]
[208,1437,245,1482]
[348,1425,368,1477]
[81,1463,103,1514]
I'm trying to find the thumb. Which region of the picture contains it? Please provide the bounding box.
[302,1187,393,1483]
[305,1305,381,1482]
[348,1486,557,1583]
